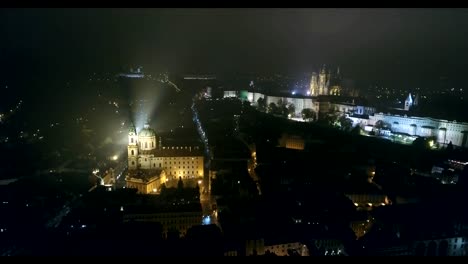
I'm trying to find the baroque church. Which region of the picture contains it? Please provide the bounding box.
[126,122,204,194]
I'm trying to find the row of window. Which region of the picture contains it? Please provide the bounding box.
[165,171,199,175]
[165,166,197,169]
[128,151,201,161]
[165,161,198,164]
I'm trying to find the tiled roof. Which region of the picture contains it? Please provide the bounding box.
[139,146,203,157]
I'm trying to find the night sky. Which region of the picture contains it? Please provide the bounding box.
[1,8,468,89]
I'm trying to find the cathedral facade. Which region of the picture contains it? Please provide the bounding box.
[126,122,204,194]
[309,65,342,96]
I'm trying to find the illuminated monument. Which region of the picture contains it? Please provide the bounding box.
[309,65,342,96]
[126,122,204,194]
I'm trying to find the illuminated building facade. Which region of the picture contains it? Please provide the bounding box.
[126,122,204,193]
[404,93,413,111]
[245,239,309,256]
[309,65,342,96]
[369,113,468,147]
[224,91,375,120]
[411,236,467,256]
[123,203,203,238]
[125,169,167,194]
[345,193,391,210]
[278,134,305,150]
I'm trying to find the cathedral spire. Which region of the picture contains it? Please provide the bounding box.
[321,64,326,74]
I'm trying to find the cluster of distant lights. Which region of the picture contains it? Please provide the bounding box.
[0,99,23,124]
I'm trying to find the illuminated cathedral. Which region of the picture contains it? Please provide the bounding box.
[309,65,342,96]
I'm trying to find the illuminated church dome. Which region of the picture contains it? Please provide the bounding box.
[139,122,156,137]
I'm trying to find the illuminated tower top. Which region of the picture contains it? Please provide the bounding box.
[129,123,136,134]
[404,93,413,111]
[129,123,137,146]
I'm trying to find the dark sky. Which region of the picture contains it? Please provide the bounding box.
[2,8,468,87]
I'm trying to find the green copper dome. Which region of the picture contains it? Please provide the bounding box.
[138,122,156,137]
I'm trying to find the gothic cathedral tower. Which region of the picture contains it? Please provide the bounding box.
[318,65,328,95]
[404,93,413,111]
[310,72,319,96]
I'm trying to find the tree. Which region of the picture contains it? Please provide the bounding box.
[287,104,295,117]
[446,141,454,152]
[374,120,390,130]
[301,108,315,122]
[160,183,167,195]
[351,125,361,135]
[257,97,266,112]
[177,177,184,190]
[280,105,289,118]
[268,102,278,114]
[338,115,353,131]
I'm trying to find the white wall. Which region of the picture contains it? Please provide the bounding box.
[369,113,468,147]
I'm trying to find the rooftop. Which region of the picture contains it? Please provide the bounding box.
[124,201,202,214]
[127,168,164,182]
[139,146,203,157]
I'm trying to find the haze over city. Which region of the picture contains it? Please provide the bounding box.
[1,8,468,256]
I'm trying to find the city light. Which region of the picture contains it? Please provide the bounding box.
[428,140,434,148]
[202,215,211,225]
